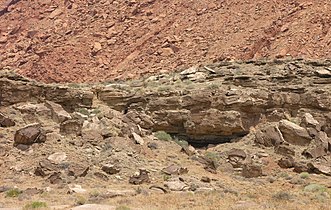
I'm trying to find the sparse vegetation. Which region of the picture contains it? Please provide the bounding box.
[204,151,220,162]
[163,174,171,181]
[23,201,48,209]
[207,83,220,90]
[174,139,189,148]
[68,83,81,89]
[278,172,290,179]
[300,172,309,179]
[76,108,90,116]
[116,206,131,210]
[157,85,171,92]
[75,195,87,205]
[272,191,293,201]
[304,184,327,193]
[154,131,172,141]
[5,188,22,198]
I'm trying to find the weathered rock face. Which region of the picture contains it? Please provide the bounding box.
[0,72,93,111]
[3,60,331,147]
[93,60,331,144]
[14,123,46,145]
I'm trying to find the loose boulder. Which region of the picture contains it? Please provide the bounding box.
[254,123,283,147]
[242,164,263,178]
[278,120,312,146]
[14,124,46,145]
[0,113,15,127]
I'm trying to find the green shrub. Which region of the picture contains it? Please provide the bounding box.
[163,174,171,181]
[23,201,47,209]
[76,108,89,116]
[272,191,293,201]
[154,131,172,141]
[75,195,87,205]
[5,188,22,198]
[174,139,189,148]
[300,172,309,179]
[304,184,327,193]
[204,151,220,162]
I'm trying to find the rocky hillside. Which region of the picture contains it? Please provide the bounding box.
[0,0,331,83]
[1,60,331,209]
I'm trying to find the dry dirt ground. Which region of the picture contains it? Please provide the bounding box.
[0,0,331,83]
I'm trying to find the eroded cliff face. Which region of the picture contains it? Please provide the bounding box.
[1,60,331,209]
[2,60,331,143]
[94,59,331,143]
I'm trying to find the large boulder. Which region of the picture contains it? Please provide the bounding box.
[302,131,330,158]
[278,120,312,146]
[254,123,284,147]
[14,123,46,145]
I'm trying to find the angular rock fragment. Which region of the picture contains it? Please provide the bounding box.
[129,169,150,185]
[293,162,309,173]
[132,132,144,145]
[0,113,15,127]
[274,144,295,156]
[162,165,188,175]
[301,113,319,129]
[254,123,283,147]
[242,164,263,178]
[101,164,120,175]
[279,120,312,146]
[164,178,188,191]
[14,123,46,145]
[45,100,72,123]
[307,162,331,176]
[68,164,89,178]
[278,156,295,169]
[227,148,246,168]
[60,120,82,136]
[47,152,67,164]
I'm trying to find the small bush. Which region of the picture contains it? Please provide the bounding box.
[23,201,47,209]
[76,108,89,116]
[272,191,293,201]
[5,188,22,198]
[174,139,189,148]
[207,83,219,90]
[154,131,172,141]
[304,184,327,193]
[75,195,87,205]
[163,174,171,181]
[300,172,309,179]
[204,151,220,162]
